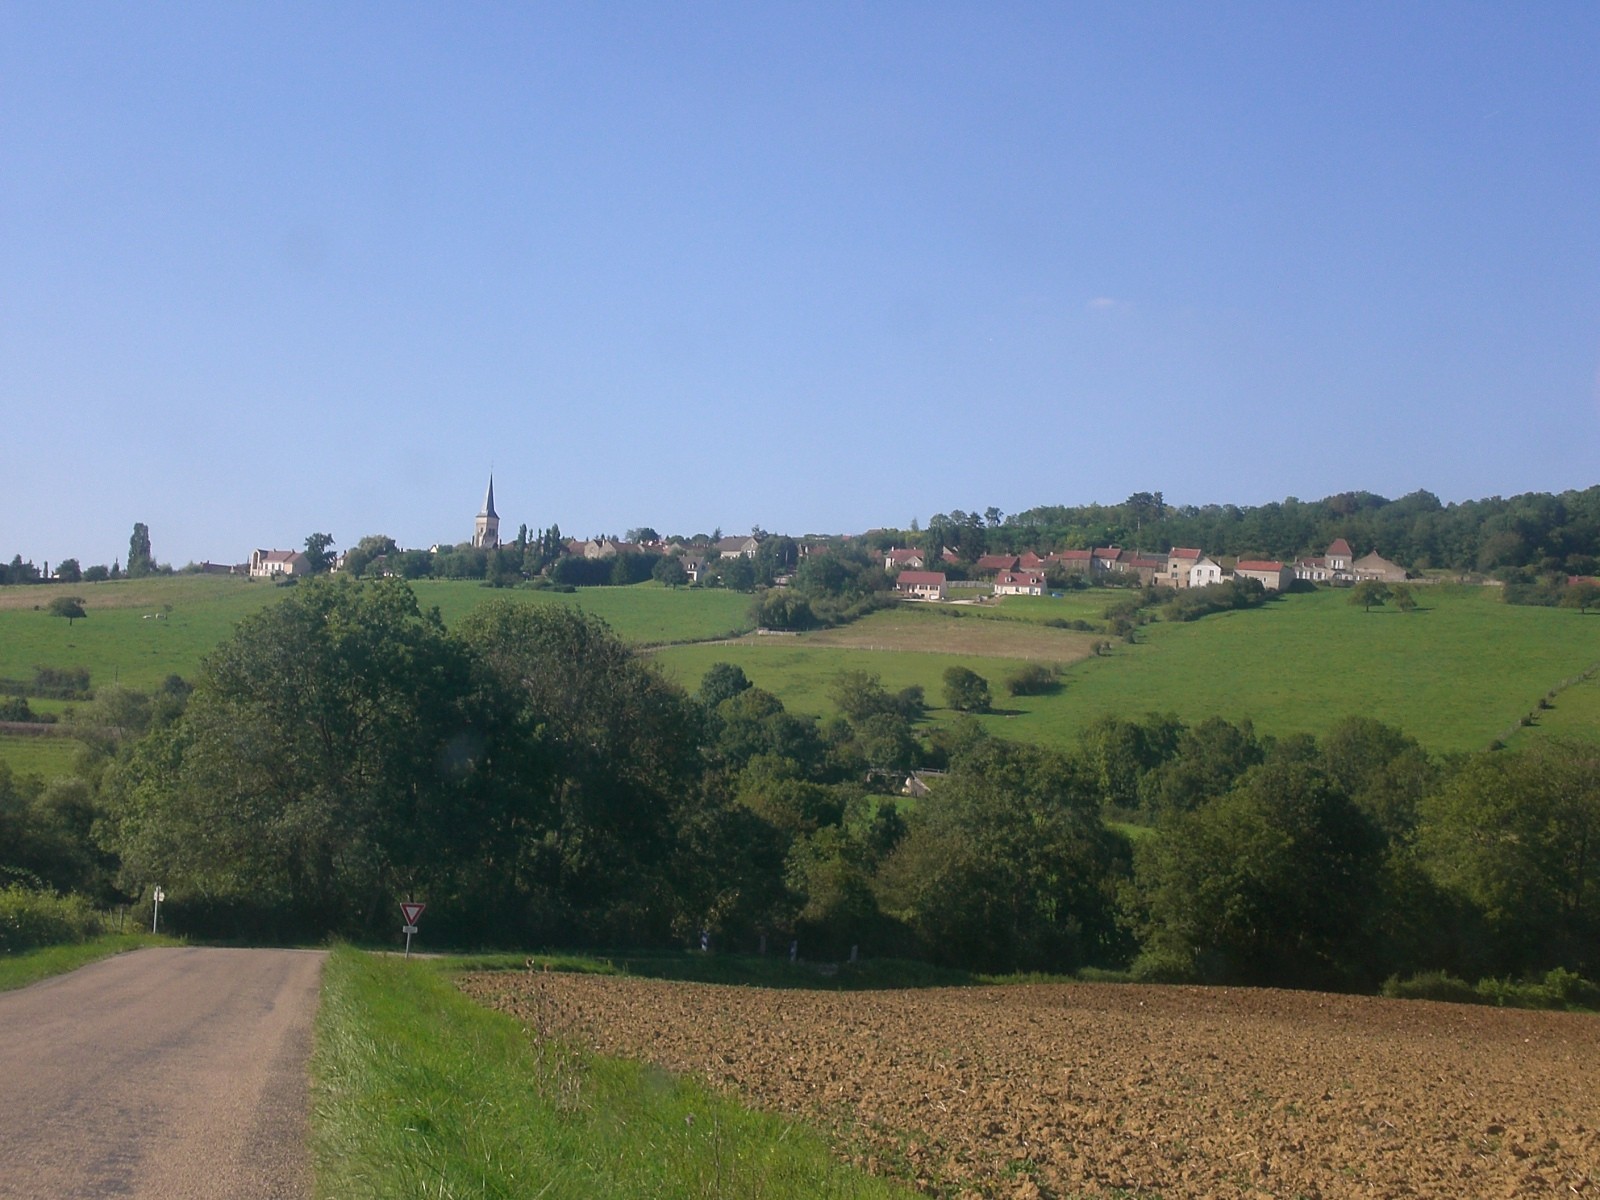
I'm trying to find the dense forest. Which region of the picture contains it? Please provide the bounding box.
[5,576,1596,998]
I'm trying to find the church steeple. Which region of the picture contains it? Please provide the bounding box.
[472,474,500,549]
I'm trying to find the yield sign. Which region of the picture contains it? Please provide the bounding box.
[400,901,426,925]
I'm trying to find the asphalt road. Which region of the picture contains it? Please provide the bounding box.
[0,947,325,1199]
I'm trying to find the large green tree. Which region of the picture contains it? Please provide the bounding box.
[105,577,477,936]
[1131,761,1386,988]
[1415,740,1600,976]
[127,523,153,578]
[877,740,1129,972]
[457,600,706,943]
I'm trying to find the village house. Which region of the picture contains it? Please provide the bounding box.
[249,548,308,578]
[1295,538,1358,584]
[1164,548,1202,588]
[714,535,762,559]
[1352,551,1408,583]
[1091,547,1125,577]
[993,570,1046,596]
[884,547,926,571]
[1123,553,1168,586]
[1187,555,1225,589]
[974,553,1020,575]
[895,570,947,601]
[1047,549,1093,575]
[1018,551,1047,572]
[1233,560,1293,591]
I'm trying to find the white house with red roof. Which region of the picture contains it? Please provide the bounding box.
[993,570,1046,596]
[884,547,926,571]
[895,570,947,600]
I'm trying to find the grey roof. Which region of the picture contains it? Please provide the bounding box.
[479,475,497,519]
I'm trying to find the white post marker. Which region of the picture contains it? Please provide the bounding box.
[400,901,426,958]
[151,886,164,934]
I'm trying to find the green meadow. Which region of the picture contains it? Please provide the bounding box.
[0,577,754,772]
[5,576,1597,766]
[409,580,754,644]
[659,586,1600,754]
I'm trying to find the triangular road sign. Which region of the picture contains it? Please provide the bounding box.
[400,901,426,925]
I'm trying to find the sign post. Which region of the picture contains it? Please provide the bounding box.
[400,901,426,958]
[152,886,164,934]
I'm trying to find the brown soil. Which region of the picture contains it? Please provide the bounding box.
[458,972,1600,1199]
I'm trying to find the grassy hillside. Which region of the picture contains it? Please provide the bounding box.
[0,576,279,691]
[0,577,756,772]
[409,580,754,644]
[6,576,1596,767]
[660,586,1600,754]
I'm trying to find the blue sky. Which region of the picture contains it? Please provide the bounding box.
[4,2,1598,567]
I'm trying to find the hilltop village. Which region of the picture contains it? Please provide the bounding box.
[233,476,1414,601]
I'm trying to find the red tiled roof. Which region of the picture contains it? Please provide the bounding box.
[897,571,946,586]
[1050,549,1092,562]
[1235,560,1285,572]
[886,548,923,563]
[1327,538,1353,556]
[1126,556,1165,569]
[996,571,1045,587]
[1168,547,1202,560]
[975,554,1019,570]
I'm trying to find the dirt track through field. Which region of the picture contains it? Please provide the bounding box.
[462,971,1600,1199]
[0,947,324,1200]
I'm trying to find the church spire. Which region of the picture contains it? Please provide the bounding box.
[472,474,501,549]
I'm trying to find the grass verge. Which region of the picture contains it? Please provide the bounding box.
[312,946,914,1200]
[0,933,175,992]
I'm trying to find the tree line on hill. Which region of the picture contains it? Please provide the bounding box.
[3,575,1596,998]
[10,483,1600,591]
[902,486,1600,579]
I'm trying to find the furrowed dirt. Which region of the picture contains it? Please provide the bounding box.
[458,971,1600,1199]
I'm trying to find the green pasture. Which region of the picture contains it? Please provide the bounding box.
[0,576,279,692]
[0,734,80,779]
[653,641,1044,722]
[409,580,754,644]
[661,587,1600,754]
[979,590,1118,625]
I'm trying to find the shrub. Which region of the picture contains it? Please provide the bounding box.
[1381,970,1479,1005]
[1005,663,1059,697]
[0,887,102,954]
[1129,947,1198,984]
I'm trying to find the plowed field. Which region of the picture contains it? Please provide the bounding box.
[458,972,1600,1199]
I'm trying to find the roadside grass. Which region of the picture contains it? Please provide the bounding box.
[0,933,177,992]
[312,947,912,1200]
